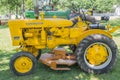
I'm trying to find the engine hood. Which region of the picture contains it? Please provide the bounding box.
[8,18,73,28]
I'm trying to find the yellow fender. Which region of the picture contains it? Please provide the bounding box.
[76,29,112,45]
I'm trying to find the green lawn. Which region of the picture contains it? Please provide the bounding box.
[0,24,120,80]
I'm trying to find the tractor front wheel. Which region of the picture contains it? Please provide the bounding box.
[76,34,118,74]
[10,51,37,76]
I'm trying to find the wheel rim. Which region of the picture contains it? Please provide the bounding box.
[14,56,33,73]
[84,42,112,69]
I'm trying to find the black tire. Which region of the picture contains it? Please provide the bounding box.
[36,49,41,60]
[76,34,118,74]
[10,51,37,76]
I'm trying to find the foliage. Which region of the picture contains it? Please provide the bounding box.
[114,0,120,5]
[0,0,22,12]
[52,0,115,13]
[53,0,93,11]
[95,0,114,13]
[25,0,33,10]
[0,0,119,15]
[109,18,120,26]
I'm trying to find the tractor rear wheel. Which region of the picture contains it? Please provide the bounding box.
[10,51,37,76]
[76,34,118,74]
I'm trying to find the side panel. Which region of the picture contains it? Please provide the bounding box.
[8,20,23,46]
[47,29,112,49]
[8,19,73,46]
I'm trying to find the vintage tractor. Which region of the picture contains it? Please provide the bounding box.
[8,0,118,76]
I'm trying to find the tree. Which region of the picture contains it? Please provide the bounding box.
[95,0,114,13]
[114,0,120,5]
[0,0,22,18]
[25,0,33,10]
[0,0,118,16]
[0,0,33,18]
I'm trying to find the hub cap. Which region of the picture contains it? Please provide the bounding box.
[14,56,33,73]
[84,42,112,69]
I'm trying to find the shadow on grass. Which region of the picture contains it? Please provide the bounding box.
[0,49,120,80]
[0,25,8,29]
[0,50,15,60]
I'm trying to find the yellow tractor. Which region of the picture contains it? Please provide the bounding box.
[8,0,119,76]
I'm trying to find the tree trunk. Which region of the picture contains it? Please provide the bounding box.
[16,6,19,19]
[22,0,25,19]
[9,9,12,19]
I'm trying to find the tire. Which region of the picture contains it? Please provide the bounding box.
[10,51,37,76]
[76,34,118,74]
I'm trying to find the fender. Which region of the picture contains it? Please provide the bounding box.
[76,29,112,45]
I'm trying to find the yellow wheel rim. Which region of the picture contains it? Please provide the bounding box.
[14,56,33,73]
[85,43,110,66]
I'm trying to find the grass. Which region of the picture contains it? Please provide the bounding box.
[109,18,120,26]
[0,22,120,80]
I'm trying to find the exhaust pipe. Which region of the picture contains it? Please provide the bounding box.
[33,0,39,19]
